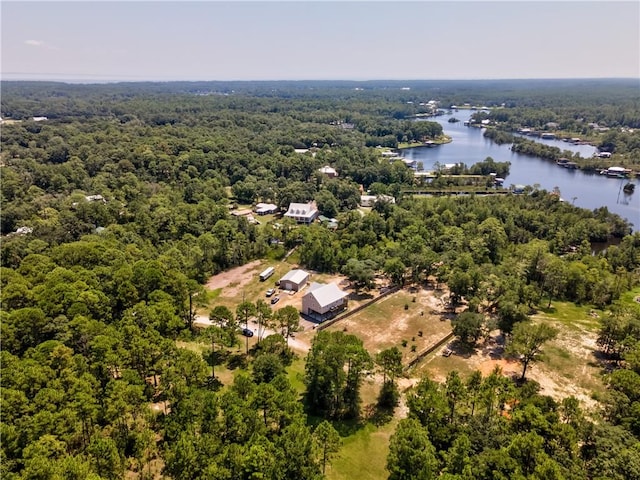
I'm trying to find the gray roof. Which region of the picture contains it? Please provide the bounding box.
[305,282,348,308]
[280,269,309,285]
[284,202,318,219]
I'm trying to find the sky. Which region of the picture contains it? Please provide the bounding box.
[1,1,639,82]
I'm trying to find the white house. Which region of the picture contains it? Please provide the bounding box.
[302,282,349,318]
[255,203,278,215]
[284,201,319,224]
[360,194,396,208]
[279,269,310,292]
[318,166,338,178]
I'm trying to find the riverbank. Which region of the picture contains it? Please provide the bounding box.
[397,135,452,149]
[399,109,638,223]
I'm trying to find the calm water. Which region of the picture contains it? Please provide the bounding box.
[401,110,639,227]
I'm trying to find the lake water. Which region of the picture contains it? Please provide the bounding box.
[401,110,639,227]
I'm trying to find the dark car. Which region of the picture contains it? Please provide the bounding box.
[270,296,280,305]
[241,328,254,337]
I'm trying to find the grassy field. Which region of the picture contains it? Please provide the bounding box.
[618,286,640,307]
[326,419,397,480]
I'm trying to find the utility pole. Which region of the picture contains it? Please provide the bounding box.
[244,291,249,355]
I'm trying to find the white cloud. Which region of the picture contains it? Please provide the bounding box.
[24,39,58,50]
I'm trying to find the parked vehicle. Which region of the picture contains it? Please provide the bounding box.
[265,288,276,297]
[442,348,452,357]
[241,328,254,337]
[270,296,280,305]
[259,267,275,281]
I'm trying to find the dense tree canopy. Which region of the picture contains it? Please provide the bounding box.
[1,79,639,479]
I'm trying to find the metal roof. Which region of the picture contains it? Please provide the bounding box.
[305,282,348,308]
[280,269,309,285]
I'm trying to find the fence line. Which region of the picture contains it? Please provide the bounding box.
[316,285,401,331]
[403,332,455,371]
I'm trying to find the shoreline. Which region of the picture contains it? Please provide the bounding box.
[397,136,453,150]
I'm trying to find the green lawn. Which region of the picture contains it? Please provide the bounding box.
[326,419,398,480]
[618,286,640,307]
[286,356,307,395]
[535,301,603,331]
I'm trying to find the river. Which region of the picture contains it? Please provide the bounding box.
[400,110,639,227]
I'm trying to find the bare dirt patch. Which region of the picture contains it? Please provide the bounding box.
[414,320,604,411]
[205,260,263,297]
[326,285,453,363]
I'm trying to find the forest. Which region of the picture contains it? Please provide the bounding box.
[1,80,640,479]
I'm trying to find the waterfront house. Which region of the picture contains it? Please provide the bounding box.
[601,166,630,178]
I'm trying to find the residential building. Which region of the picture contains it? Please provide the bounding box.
[284,201,319,224]
[254,203,279,215]
[302,282,349,320]
[360,194,396,208]
[318,165,338,178]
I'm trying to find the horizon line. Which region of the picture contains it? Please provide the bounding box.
[2,76,639,85]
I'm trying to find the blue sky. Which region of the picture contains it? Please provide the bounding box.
[2,1,639,81]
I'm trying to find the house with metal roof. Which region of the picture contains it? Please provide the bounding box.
[279,269,310,292]
[302,282,349,320]
[283,201,319,224]
[254,203,279,215]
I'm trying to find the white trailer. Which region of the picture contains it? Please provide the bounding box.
[259,267,275,281]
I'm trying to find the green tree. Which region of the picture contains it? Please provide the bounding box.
[507,322,558,381]
[376,347,403,407]
[387,418,438,480]
[383,258,406,286]
[452,312,485,348]
[273,305,301,347]
[341,258,377,292]
[305,331,371,419]
[313,420,341,475]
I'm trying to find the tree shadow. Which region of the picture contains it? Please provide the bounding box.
[304,413,367,437]
[480,335,506,360]
[592,350,620,373]
[348,291,374,301]
[448,339,477,359]
[203,349,230,368]
[363,403,395,427]
[226,353,248,370]
[538,305,558,315]
[204,376,224,391]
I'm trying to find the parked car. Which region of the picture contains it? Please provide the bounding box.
[241,328,254,337]
[442,348,452,357]
[270,296,280,305]
[265,288,276,297]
